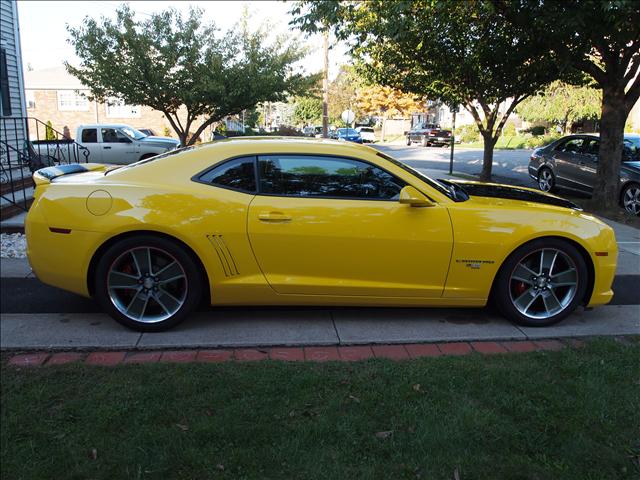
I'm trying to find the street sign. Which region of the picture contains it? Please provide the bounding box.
[341,109,355,124]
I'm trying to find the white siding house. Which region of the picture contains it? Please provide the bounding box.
[0,0,27,156]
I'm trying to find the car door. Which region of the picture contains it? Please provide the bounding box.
[79,127,101,162]
[574,138,599,193]
[550,137,585,190]
[247,154,454,297]
[99,128,137,164]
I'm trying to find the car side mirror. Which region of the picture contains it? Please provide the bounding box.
[399,186,435,207]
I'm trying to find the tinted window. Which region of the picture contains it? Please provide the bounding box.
[583,139,599,156]
[101,128,131,143]
[258,155,405,200]
[199,156,256,193]
[623,138,640,161]
[556,138,584,153]
[81,128,97,143]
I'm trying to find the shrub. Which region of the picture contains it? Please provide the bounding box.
[526,125,546,136]
[502,122,517,136]
[162,126,172,137]
[524,134,560,149]
[456,124,480,143]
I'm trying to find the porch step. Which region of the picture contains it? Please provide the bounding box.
[0,210,27,233]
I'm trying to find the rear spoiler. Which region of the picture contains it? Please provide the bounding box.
[33,163,107,186]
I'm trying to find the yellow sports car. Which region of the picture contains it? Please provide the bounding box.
[26,138,617,331]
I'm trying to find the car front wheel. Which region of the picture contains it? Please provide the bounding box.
[621,183,640,216]
[94,235,203,332]
[494,238,588,327]
[537,167,555,192]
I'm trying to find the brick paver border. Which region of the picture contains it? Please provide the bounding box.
[4,337,611,367]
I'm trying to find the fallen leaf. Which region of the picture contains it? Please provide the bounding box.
[375,430,393,439]
[206,409,214,416]
[453,467,460,480]
[348,395,360,403]
[88,448,97,460]
[412,384,422,392]
[289,410,296,418]
[176,423,189,431]
[216,464,225,471]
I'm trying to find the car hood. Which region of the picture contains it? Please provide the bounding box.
[448,180,581,210]
[622,160,640,174]
[139,136,179,147]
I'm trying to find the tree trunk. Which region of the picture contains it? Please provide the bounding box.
[480,133,497,182]
[592,85,626,210]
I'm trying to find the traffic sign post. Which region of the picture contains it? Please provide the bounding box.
[449,105,459,175]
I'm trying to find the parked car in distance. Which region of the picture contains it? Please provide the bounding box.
[356,126,376,143]
[528,133,640,215]
[210,131,227,141]
[138,128,156,137]
[406,123,452,147]
[27,138,616,332]
[333,128,363,143]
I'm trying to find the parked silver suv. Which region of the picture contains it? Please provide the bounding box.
[528,133,640,215]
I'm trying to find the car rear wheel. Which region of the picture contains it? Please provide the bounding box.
[494,238,588,327]
[94,235,203,332]
[537,167,555,192]
[621,183,640,216]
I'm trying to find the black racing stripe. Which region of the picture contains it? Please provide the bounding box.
[37,164,89,180]
[450,182,581,210]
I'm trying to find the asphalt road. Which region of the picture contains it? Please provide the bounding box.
[374,144,537,186]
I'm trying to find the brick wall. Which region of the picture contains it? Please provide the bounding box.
[26,89,210,141]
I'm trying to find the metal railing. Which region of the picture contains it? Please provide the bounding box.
[0,116,90,213]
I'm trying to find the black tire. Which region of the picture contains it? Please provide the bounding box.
[94,234,203,332]
[493,238,588,327]
[537,167,555,193]
[139,153,157,161]
[406,136,411,146]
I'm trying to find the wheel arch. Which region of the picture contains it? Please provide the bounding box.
[489,235,595,307]
[87,230,211,306]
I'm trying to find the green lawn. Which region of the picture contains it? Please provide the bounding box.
[2,339,639,479]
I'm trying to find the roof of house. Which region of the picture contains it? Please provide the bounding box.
[24,66,87,90]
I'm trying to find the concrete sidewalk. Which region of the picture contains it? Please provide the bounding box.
[1,305,638,350]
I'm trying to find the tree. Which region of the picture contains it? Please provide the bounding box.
[328,65,358,122]
[517,81,601,134]
[291,1,568,181]
[293,96,323,126]
[67,6,316,146]
[504,0,640,209]
[45,121,56,140]
[356,85,425,141]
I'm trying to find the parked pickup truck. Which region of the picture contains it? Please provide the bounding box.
[32,124,180,165]
[405,123,452,147]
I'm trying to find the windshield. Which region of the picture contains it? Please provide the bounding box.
[375,151,459,201]
[120,126,147,140]
[624,137,640,161]
[338,128,359,136]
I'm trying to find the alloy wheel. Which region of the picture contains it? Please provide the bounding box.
[538,169,554,192]
[622,185,640,215]
[107,246,188,323]
[509,248,578,320]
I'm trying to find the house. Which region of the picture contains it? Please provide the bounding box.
[0,0,28,155]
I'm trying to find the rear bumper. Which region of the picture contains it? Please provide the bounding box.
[428,137,451,144]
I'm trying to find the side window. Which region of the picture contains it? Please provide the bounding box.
[623,140,639,161]
[101,128,130,143]
[556,138,584,153]
[583,139,599,156]
[81,128,97,143]
[258,155,406,200]
[198,156,256,193]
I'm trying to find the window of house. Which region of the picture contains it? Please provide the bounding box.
[105,98,141,118]
[258,155,406,200]
[25,90,35,109]
[0,48,12,116]
[57,90,89,111]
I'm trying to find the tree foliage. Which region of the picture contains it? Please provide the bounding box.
[517,81,601,134]
[293,96,323,126]
[356,85,424,119]
[67,6,317,145]
[327,65,358,122]
[291,0,569,180]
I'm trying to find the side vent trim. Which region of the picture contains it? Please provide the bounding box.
[207,235,239,277]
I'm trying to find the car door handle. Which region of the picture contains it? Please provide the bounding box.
[258,212,292,222]
[103,146,112,149]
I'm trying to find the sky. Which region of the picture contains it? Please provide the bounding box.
[17,0,349,79]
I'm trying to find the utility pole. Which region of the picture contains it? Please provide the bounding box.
[322,29,329,138]
[449,107,457,175]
